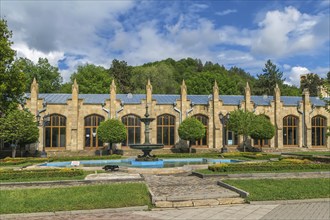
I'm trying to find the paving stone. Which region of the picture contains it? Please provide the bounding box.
[154,201,173,208]
[172,201,193,208]
[192,199,219,206]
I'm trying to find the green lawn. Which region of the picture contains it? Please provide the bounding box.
[223,178,330,201]
[196,168,330,175]
[0,183,151,214]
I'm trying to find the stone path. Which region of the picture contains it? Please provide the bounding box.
[143,174,244,207]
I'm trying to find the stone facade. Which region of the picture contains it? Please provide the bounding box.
[18,79,330,153]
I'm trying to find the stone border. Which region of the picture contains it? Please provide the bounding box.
[250,198,330,205]
[192,171,330,179]
[1,206,149,219]
[217,181,249,198]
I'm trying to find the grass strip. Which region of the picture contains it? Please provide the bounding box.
[223,178,330,201]
[0,183,151,214]
[196,168,330,175]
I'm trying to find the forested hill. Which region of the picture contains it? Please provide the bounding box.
[21,57,327,96]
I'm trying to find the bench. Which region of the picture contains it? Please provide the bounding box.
[102,165,119,172]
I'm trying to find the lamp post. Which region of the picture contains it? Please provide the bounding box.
[41,114,50,157]
[219,113,230,153]
[36,101,48,157]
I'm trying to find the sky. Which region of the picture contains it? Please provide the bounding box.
[1,0,330,86]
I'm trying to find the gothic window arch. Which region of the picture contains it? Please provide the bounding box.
[312,115,327,147]
[157,114,175,146]
[45,114,66,149]
[283,115,299,146]
[192,114,208,146]
[84,114,104,149]
[122,114,141,146]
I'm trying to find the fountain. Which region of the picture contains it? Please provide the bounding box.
[129,105,164,167]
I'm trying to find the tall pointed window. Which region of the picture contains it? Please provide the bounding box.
[193,114,208,146]
[45,114,66,149]
[157,114,175,146]
[84,115,104,149]
[312,116,327,146]
[283,115,299,146]
[122,114,141,146]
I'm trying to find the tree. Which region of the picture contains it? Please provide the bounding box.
[16,57,63,93]
[0,19,26,115]
[0,110,39,158]
[131,63,179,94]
[300,73,324,96]
[281,84,300,96]
[109,59,133,93]
[70,64,112,94]
[250,115,275,150]
[178,117,205,153]
[255,60,285,95]
[227,110,255,152]
[97,119,127,155]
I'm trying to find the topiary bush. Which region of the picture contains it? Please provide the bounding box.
[97,119,127,155]
[178,117,205,153]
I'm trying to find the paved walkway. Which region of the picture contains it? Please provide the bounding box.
[3,201,329,219]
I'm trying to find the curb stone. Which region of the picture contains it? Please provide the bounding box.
[0,206,149,219]
[249,198,330,205]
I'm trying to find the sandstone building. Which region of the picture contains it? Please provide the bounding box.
[3,78,328,155]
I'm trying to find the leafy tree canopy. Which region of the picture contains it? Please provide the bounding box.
[250,115,275,142]
[97,119,127,153]
[16,57,63,93]
[69,64,111,94]
[255,60,285,96]
[300,73,324,96]
[0,19,26,114]
[178,117,205,142]
[227,109,256,151]
[0,109,39,157]
[109,59,133,93]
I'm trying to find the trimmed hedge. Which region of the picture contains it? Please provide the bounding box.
[0,155,123,166]
[0,157,50,166]
[0,168,84,180]
[208,162,330,172]
[243,153,281,160]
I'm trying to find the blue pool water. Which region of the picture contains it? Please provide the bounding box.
[39,158,241,168]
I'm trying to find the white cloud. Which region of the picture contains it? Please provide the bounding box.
[216,9,237,16]
[285,66,310,86]
[2,2,329,83]
[251,6,329,57]
[12,43,64,67]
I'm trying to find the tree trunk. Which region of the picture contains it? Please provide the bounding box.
[12,146,16,158]
[109,143,113,155]
[188,140,192,153]
[243,136,247,152]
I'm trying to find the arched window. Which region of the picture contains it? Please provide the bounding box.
[157,114,175,146]
[312,116,327,146]
[193,114,208,146]
[226,130,239,146]
[84,114,104,149]
[45,114,66,149]
[122,114,141,146]
[283,115,299,146]
[253,115,271,147]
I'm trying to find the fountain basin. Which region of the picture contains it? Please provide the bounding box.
[131,159,164,168]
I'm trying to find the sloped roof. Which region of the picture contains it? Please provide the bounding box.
[25,93,327,107]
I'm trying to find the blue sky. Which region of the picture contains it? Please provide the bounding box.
[2,0,329,86]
